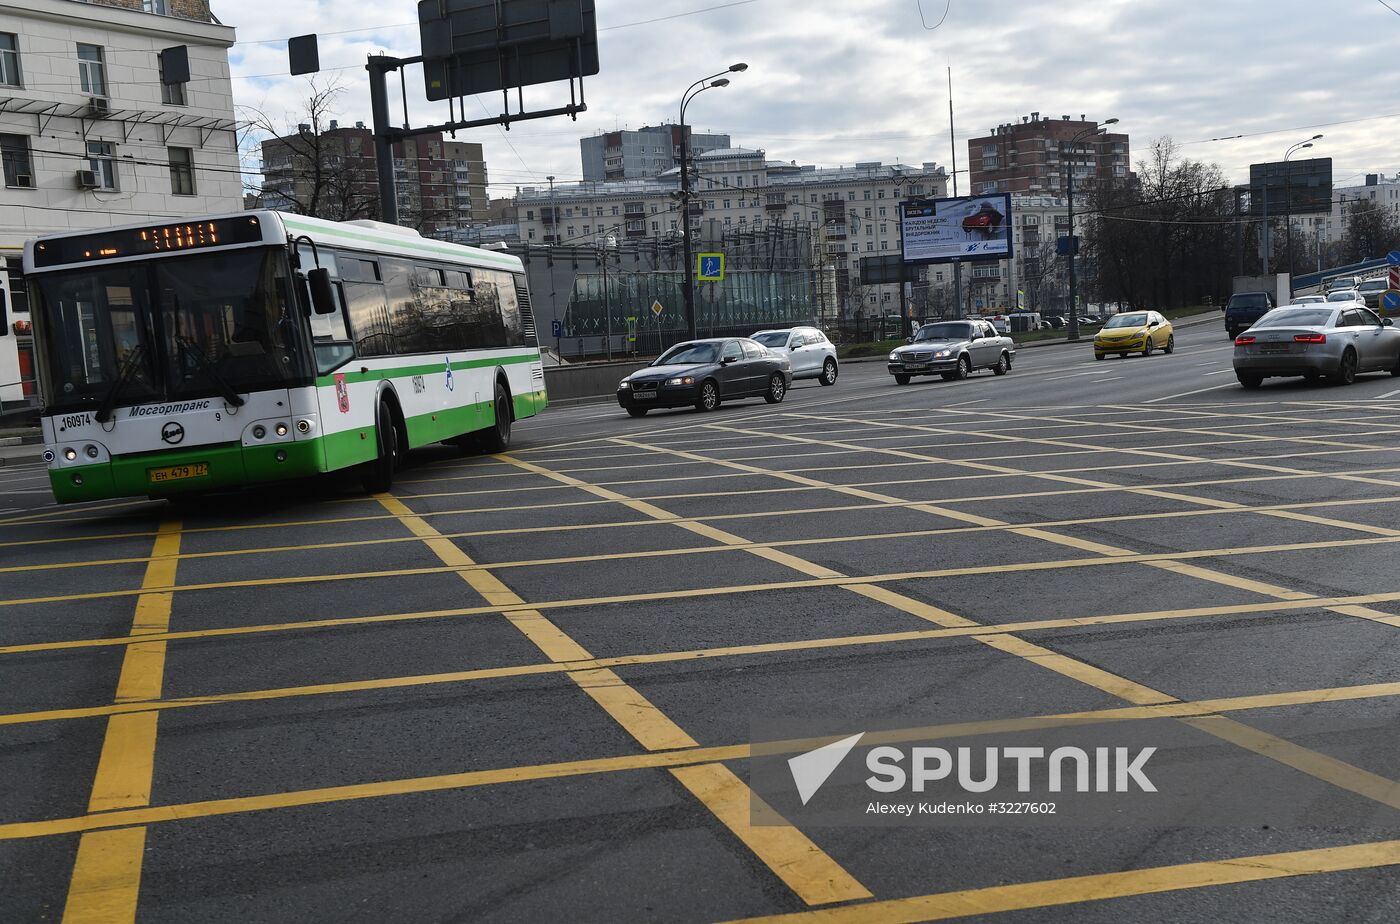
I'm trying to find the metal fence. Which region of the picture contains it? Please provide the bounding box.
[563,270,821,357]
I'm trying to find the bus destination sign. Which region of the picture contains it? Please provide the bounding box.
[32,216,265,268]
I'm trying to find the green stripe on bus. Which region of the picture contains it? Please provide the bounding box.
[315,352,538,387]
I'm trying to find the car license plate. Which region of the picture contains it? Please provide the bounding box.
[633,391,656,400]
[148,462,209,484]
[1260,344,1289,354]
[905,363,929,371]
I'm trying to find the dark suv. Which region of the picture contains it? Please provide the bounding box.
[1225,292,1275,341]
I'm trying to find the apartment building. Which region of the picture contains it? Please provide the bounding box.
[580,124,730,181]
[968,113,1130,197]
[259,125,490,237]
[0,0,241,408]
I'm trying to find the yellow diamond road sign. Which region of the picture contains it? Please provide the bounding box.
[651,299,664,317]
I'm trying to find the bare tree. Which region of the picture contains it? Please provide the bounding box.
[240,78,380,223]
[1340,201,1400,265]
[1085,137,1236,308]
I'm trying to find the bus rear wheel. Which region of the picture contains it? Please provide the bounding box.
[479,381,513,453]
[361,398,400,493]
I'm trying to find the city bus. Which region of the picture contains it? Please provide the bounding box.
[24,211,546,504]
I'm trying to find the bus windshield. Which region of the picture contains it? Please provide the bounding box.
[34,248,310,412]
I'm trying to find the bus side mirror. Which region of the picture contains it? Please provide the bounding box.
[308,268,337,315]
[0,298,8,336]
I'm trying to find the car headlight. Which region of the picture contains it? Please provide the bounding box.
[666,376,695,386]
[618,381,630,389]
[933,349,952,358]
[889,352,900,361]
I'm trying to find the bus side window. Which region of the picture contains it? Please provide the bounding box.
[340,257,393,357]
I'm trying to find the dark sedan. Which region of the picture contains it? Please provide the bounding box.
[617,337,793,417]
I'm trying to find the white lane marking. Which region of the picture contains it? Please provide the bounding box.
[1144,382,1239,404]
[1376,389,1400,400]
[1203,369,1233,376]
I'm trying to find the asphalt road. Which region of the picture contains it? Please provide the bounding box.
[4,316,1400,923]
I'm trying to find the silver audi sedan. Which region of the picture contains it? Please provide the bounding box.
[1233,304,1400,388]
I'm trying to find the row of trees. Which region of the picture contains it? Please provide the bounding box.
[1084,139,1400,309]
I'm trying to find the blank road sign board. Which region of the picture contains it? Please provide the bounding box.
[419,0,600,101]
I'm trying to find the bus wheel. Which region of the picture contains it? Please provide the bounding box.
[361,398,400,493]
[480,382,512,453]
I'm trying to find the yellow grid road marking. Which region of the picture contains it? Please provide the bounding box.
[7,679,1400,844]
[779,413,1400,624]
[0,592,1380,730]
[61,519,181,924]
[628,426,1400,815]
[721,839,1400,923]
[371,494,867,905]
[9,538,1400,658]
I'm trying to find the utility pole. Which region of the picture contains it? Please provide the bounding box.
[947,67,962,320]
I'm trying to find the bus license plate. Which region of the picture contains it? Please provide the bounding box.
[148,462,209,484]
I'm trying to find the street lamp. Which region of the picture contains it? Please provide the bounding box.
[679,63,746,341]
[546,175,556,245]
[1065,118,1117,342]
[1284,134,1322,280]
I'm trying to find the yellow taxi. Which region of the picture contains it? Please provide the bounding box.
[1093,310,1174,360]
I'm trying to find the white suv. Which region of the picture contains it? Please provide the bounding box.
[751,327,839,385]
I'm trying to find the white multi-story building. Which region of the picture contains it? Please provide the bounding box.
[0,0,240,408]
[515,149,948,315]
[1309,173,1400,248]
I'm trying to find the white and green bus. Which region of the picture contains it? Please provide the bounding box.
[25,211,546,504]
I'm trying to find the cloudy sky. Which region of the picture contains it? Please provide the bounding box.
[224,0,1400,196]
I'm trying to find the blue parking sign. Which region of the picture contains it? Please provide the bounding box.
[551,319,562,338]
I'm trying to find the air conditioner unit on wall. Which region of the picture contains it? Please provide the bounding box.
[76,169,99,189]
[87,98,110,117]
[12,173,32,188]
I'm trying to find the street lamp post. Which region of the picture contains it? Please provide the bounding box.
[1284,134,1322,282]
[679,63,746,341]
[1065,118,1117,342]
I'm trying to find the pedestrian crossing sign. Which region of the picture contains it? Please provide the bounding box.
[697,253,725,282]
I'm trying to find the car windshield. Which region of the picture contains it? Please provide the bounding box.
[1255,308,1335,328]
[751,332,790,347]
[1327,291,1359,302]
[1293,296,1325,303]
[655,342,719,365]
[1104,313,1149,328]
[914,323,971,342]
[32,247,309,413]
[1359,280,1387,292]
[1230,294,1269,308]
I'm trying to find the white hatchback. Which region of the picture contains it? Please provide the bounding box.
[751,327,839,385]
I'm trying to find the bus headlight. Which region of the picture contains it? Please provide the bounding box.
[84,444,100,459]
[63,448,77,461]
[252,425,266,439]
[296,419,312,434]
[275,423,289,437]
[275,450,287,462]
[43,449,55,463]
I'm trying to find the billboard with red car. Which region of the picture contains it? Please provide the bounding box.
[900,193,1014,264]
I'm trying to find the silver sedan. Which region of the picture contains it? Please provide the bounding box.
[1233,305,1400,388]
